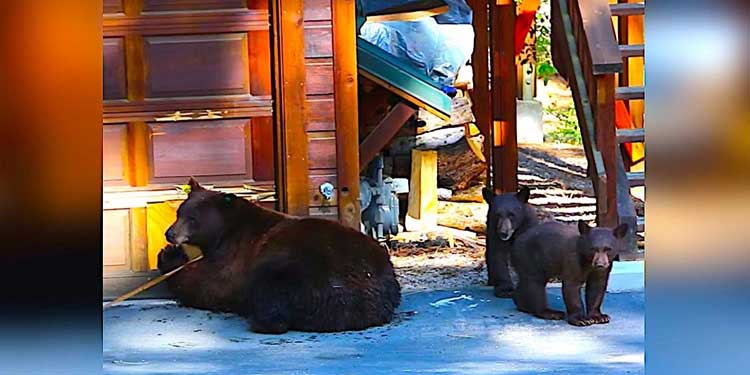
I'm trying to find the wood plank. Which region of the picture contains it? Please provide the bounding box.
[627,171,645,187]
[305,58,334,96]
[595,74,618,227]
[304,21,333,58]
[619,44,644,58]
[615,85,644,100]
[310,170,338,206]
[142,0,248,13]
[103,11,269,36]
[248,29,273,96]
[251,117,275,181]
[405,149,438,232]
[272,0,310,216]
[304,97,335,131]
[308,132,337,170]
[304,0,332,21]
[616,127,645,143]
[128,121,150,186]
[332,0,361,228]
[359,102,417,171]
[578,0,623,74]
[490,1,518,194]
[129,207,150,272]
[609,2,645,17]
[124,34,145,101]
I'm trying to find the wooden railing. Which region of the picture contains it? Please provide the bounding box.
[551,0,622,227]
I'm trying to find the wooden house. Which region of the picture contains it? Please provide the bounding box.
[102,0,645,297]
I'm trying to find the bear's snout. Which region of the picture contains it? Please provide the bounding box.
[165,226,176,243]
[498,219,514,241]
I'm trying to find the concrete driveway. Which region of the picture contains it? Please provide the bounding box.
[103,261,643,375]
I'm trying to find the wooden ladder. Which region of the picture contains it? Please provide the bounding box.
[551,0,644,255]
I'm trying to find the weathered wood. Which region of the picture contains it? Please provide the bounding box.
[437,138,486,191]
[578,0,622,75]
[619,44,644,58]
[595,74,618,227]
[272,0,309,215]
[405,149,438,232]
[468,0,492,185]
[616,127,645,143]
[609,2,644,17]
[359,102,417,171]
[490,1,518,194]
[615,85,644,100]
[389,126,467,154]
[332,0,361,229]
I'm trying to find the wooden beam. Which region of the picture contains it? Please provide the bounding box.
[405,149,438,232]
[490,1,518,193]
[595,74,618,227]
[468,0,493,187]
[271,0,309,216]
[359,102,416,171]
[332,0,361,229]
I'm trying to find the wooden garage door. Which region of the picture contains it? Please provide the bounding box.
[102,0,275,188]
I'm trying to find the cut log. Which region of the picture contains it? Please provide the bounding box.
[390,125,467,155]
[405,149,439,232]
[437,138,487,191]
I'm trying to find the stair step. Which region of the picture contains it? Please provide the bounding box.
[610,3,645,16]
[637,216,644,232]
[619,44,645,58]
[627,171,645,187]
[617,127,645,143]
[616,86,645,100]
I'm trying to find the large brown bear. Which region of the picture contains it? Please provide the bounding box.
[157,178,401,334]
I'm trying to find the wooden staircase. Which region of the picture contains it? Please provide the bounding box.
[551,0,645,255]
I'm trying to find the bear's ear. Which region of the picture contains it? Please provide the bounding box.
[613,223,629,239]
[578,220,592,236]
[187,177,204,194]
[516,186,530,203]
[223,193,238,203]
[482,187,494,203]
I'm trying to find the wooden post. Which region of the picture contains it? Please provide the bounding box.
[271,0,309,216]
[332,0,361,229]
[490,0,518,194]
[595,74,618,228]
[405,149,438,232]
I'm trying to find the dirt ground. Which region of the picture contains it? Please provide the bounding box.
[390,142,644,293]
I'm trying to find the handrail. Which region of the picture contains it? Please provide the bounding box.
[553,0,622,217]
[578,0,623,74]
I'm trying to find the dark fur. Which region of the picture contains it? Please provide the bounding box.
[483,186,538,298]
[510,220,629,326]
[158,178,401,334]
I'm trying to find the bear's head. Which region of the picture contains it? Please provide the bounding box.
[165,178,239,251]
[483,186,531,241]
[577,220,629,270]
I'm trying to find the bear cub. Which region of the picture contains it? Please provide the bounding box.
[483,186,539,298]
[157,178,401,334]
[511,220,629,326]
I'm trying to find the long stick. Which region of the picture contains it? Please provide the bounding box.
[103,255,204,310]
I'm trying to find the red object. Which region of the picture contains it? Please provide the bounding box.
[515,10,537,55]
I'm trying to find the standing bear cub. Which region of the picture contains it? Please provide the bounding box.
[483,186,539,298]
[511,220,629,326]
[157,178,401,334]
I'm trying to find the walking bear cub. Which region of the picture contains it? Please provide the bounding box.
[511,220,629,326]
[483,187,539,298]
[157,178,401,334]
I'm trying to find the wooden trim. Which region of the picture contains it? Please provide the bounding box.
[490,1,518,193]
[103,11,270,36]
[271,0,309,216]
[332,0,361,228]
[129,207,149,272]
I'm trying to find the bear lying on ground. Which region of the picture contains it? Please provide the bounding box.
[483,186,539,298]
[157,178,401,334]
[511,220,629,326]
